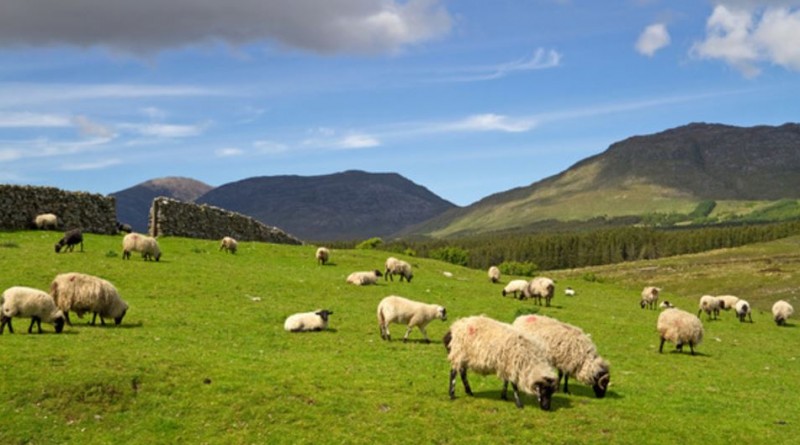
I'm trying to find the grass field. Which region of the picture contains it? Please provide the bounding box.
[1,230,798,444]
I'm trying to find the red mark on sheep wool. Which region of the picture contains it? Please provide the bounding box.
[468,325,476,335]
[526,315,537,323]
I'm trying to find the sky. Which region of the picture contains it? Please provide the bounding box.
[1,0,800,206]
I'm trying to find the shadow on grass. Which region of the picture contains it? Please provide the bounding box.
[563,385,625,400]
[663,349,711,358]
[458,390,575,411]
[69,321,145,329]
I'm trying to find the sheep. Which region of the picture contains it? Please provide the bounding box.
[657,308,703,355]
[284,310,333,332]
[734,299,753,323]
[697,295,722,320]
[640,286,660,310]
[54,228,83,253]
[219,236,238,254]
[384,257,413,282]
[122,232,161,261]
[772,300,794,326]
[377,295,447,343]
[716,295,740,312]
[659,301,675,309]
[502,280,529,299]
[0,286,65,334]
[564,287,575,297]
[488,266,500,283]
[316,247,330,265]
[49,272,128,326]
[346,270,383,286]
[34,213,58,230]
[443,315,558,410]
[512,314,610,398]
[523,277,555,306]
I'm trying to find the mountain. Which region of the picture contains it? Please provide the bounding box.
[111,177,214,233]
[406,122,800,238]
[195,170,456,241]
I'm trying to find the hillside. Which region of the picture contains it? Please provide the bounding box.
[111,177,213,233]
[195,170,456,241]
[406,122,800,238]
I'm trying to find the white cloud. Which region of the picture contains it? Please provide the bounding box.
[60,159,121,171]
[72,116,115,139]
[0,112,71,128]
[636,23,671,57]
[253,140,289,154]
[438,48,561,82]
[215,147,244,157]
[141,107,168,120]
[0,83,225,107]
[121,122,206,138]
[446,114,537,133]
[336,133,381,149]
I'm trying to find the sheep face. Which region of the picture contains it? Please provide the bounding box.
[114,309,127,325]
[592,371,610,399]
[315,310,333,323]
[54,242,63,253]
[438,307,447,321]
[374,270,383,277]
[533,377,557,411]
[53,316,65,333]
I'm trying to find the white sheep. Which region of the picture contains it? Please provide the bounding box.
[657,308,703,355]
[284,310,333,332]
[219,236,238,254]
[772,300,794,326]
[564,287,575,297]
[346,270,383,286]
[659,301,675,309]
[716,295,740,312]
[512,314,610,398]
[523,277,555,306]
[122,233,161,261]
[734,299,753,323]
[697,295,722,320]
[444,315,558,410]
[0,286,66,334]
[34,213,58,230]
[384,257,413,282]
[502,279,529,299]
[488,266,500,283]
[49,272,129,326]
[640,286,660,310]
[315,247,330,265]
[377,295,447,343]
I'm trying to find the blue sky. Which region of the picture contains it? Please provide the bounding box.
[2,0,800,206]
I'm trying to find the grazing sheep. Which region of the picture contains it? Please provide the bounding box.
[284,310,333,332]
[444,315,558,410]
[384,257,413,282]
[502,280,529,299]
[219,236,238,254]
[734,299,753,323]
[34,213,58,230]
[346,270,383,286]
[54,228,84,253]
[657,308,703,355]
[122,233,161,261]
[640,286,660,310]
[716,295,740,312]
[772,300,794,326]
[564,287,575,297]
[377,295,446,343]
[523,277,555,306]
[488,266,500,283]
[49,272,128,326]
[513,314,610,398]
[0,286,65,334]
[697,295,722,320]
[116,222,132,234]
[316,247,330,265]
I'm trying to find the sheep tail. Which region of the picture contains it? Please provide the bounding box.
[442,330,453,353]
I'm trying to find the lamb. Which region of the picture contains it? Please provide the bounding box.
[377,295,447,343]
[49,272,128,326]
[219,236,238,254]
[512,314,610,398]
[384,257,413,282]
[657,308,703,355]
[34,213,58,230]
[523,277,555,306]
[734,299,753,323]
[640,286,660,310]
[716,295,740,312]
[444,315,558,410]
[488,266,500,283]
[316,247,330,265]
[772,300,794,326]
[502,280,529,299]
[55,228,83,253]
[697,295,722,320]
[346,270,383,286]
[564,287,576,297]
[0,286,65,334]
[122,232,161,261]
[284,310,333,332]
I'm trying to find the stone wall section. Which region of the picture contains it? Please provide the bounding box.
[0,185,117,234]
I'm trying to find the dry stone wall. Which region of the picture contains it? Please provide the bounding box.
[0,185,117,234]
[149,197,302,245]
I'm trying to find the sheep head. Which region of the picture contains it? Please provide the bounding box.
[534,377,558,411]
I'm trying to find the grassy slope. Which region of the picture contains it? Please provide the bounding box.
[1,231,798,444]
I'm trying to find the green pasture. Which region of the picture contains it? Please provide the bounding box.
[0,230,798,444]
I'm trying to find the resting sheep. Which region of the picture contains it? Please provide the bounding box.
[512,314,610,398]
[734,299,753,323]
[444,315,558,410]
[55,228,83,253]
[0,286,65,334]
[523,277,555,306]
[49,272,128,326]
[122,233,161,261]
[219,236,238,254]
[640,286,660,310]
[657,308,703,355]
[488,266,500,283]
[284,310,333,332]
[346,270,383,286]
[34,213,58,230]
[659,301,675,309]
[316,247,330,265]
[564,287,575,297]
[697,295,722,320]
[772,300,794,326]
[502,280,529,299]
[377,295,446,343]
[384,257,413,282]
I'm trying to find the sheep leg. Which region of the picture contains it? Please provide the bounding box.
[64,311,73,326]
[501,381,509,400]
[90,312,98,326]
[511,383,523,408]
[403,326,413,343]
[28,316,42,334]
[559,371,570,394]
[460,369,473,396]
[449,369,458,399]
[0,316,12,334]
[418,325,431,343]
[689,342,695,355]
[658,337,665,353]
